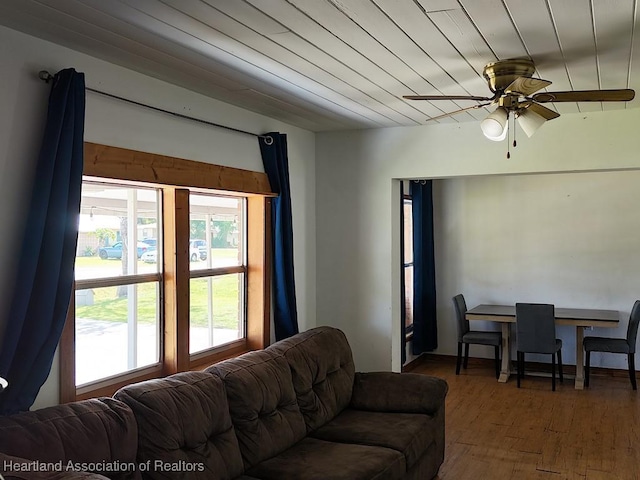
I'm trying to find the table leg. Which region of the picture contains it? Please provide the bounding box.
[498,322,511,383]
[575,326,585,389]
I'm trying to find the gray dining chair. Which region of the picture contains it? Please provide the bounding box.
[516,303,563,391]
[453,294,502,379]
[584,300,640,390]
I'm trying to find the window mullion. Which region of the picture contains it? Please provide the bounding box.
[162,187,191,375]
[75,273,161,290]
[188,265,246,279]
[246,196,270,350]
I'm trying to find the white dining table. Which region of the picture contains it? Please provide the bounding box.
[466,304,619,389]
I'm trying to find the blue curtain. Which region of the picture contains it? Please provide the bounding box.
[259,133,299,340]
[0,69,85,414]
[411,181,438,354]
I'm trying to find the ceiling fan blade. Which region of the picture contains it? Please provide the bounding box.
[426,102,492,122]
[526,102,561,120]
[505,77,552,96]
[532,89,635,103]
[403,94,493,102]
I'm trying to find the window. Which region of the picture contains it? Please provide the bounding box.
[402,194,414,337]
[189,193,246,354]
[61,143,272,401]
[74,182,161,386]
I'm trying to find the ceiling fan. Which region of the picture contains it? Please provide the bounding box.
[403,58,635,142]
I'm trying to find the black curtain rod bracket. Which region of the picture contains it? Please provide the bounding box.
[38,70,273,144]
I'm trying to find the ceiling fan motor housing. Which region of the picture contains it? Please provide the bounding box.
[483,58,536,93]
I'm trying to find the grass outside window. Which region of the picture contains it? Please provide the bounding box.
[76,250,241,328]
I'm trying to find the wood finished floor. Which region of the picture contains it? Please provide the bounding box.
[409,356,640,480]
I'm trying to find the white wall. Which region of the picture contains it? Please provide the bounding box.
[0,25,316,409]
[316,108,640,373]
[434,171,640,367]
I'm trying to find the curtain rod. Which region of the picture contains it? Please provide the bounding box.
[38,71,273,144]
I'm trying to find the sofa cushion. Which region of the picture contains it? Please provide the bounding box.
[0,398,138,480]
[206,350,306,469]
[267,326,356,431]
[246,437,406,480]
[309,409,436,469]
[114,371,243,480]
[351,372,448,415]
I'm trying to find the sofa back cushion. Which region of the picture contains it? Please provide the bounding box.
[0,398,139,480]
[206,350,306,469]
[267,326,355,432]
[114,371,243,480]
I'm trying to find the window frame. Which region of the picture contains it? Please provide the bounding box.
[60,143,273,402]
[401,193,414,340]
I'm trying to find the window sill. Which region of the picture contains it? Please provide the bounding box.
[75,364,164,401]
[189,339,250,370]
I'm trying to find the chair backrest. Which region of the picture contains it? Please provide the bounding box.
[627,300,640,353]
[516,303,557,354]
[452,294,469,342]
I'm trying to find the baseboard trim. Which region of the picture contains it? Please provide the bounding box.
[403,352,633,378]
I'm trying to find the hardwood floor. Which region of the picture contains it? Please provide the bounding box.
[409,356,640,480]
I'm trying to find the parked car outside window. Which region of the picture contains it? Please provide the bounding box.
[141,249,157,263]
[98,242,150,260]
[189,239,207,262]
[141,238,157,248]
[140,240,206,263]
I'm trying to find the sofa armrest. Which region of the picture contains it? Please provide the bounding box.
[350,372,447,415]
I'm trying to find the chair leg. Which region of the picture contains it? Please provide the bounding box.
[558,349,563,384]
[494,345,500,380]
[456,342,463,375]
[628,353,637,391]
[551,353,556,391]
[463,343,470,369]
[585,350,591,388]
[517,351,522,388]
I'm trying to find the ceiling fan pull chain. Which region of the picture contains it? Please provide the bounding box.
[512,114,517,149]
[506,113,511,159]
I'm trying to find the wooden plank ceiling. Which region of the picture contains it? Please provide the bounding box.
[0,0,637,131]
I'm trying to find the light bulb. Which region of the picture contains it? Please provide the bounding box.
[517,108,546,137]
[481,107,508,141]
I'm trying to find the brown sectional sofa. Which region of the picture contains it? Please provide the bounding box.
[0,327,447,480]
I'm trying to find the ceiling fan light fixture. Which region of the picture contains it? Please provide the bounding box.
[481,107,508,141]
[403,59,635,145]
[517,108,547,137]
